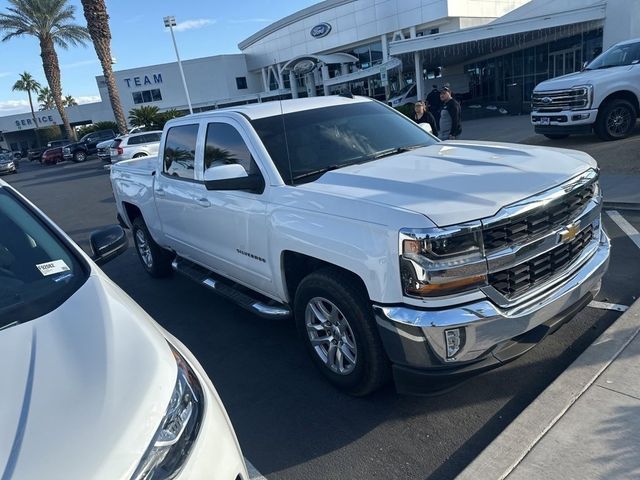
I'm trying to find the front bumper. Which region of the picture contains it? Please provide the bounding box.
[531,108,597,135]
[374,231,610,394]
[0,163,17,174]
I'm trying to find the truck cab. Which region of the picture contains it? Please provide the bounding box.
[531,37,640,140]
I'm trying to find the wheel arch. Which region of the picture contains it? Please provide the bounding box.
[599,90,640,117]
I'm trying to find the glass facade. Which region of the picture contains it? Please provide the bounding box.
[464,28,602,107]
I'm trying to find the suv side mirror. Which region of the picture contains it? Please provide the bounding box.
[90,225,128,266]
[204,164,264,193]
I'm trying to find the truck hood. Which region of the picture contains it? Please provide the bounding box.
[535,65,634,91]
[298,141,596,226]
[0,273,176,479]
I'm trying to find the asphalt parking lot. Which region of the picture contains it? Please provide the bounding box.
[5,147,640,479]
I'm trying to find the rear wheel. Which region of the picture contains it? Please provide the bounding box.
[294,267,390,396]
[132,217,174,277]
[73,151,86,163]
[133,152,148,159]
[544,134,569,140]
[595,99,636,140]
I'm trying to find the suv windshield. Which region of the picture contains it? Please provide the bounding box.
[251,101,435,184]
[0,187,88,328]
[586,41,640,70]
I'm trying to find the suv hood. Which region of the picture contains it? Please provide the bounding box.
[0,273,175,479]
[535,65,634,91]
[299,141,596,226]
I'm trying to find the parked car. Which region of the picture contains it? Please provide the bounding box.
[63,129,117,162]
[41,146,65,165]
[28,139,71,162]
[111,96,610,396]
[0,179,249,479]
[388,83,418,108]
[532,37,640,140]
[0,152,17,174]
[110,131,162,164]
[97,138,117,162]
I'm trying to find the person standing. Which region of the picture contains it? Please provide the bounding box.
[426,84,442,121]
[438,87,462,140]
[413,101,438,136]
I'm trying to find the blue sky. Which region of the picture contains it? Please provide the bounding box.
[0,0,318,115]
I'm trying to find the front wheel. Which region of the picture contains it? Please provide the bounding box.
[294,268,390,396]
[595,99,636,140]
[132,217,174,277]
[73,151,87,162]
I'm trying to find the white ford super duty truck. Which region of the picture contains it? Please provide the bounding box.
[111,96,610,396]
[532,37,640,141]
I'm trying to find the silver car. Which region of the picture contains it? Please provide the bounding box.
[110,131,162,164]
[0,153,17,174]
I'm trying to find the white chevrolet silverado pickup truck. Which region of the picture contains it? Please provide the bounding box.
[532,37,640,141]
[111,96,610,395]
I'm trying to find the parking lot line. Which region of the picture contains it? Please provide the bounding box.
[245,458,268,480]
[588,301,629,312]
[606,210,640,250]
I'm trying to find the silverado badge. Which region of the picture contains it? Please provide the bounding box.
[559,222,580,243]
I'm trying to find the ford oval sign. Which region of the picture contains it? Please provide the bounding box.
[310,22,331,38]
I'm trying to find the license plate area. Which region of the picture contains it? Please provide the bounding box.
[540,117,550,125]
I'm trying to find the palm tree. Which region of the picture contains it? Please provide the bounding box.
[128,106,160,128]
[37,87,55,110]
[0,0,90,140]
[63,94,77,106]
[12,71,42,145]
[80,0,127,135]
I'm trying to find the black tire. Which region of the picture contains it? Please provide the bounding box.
[595,99,636,141]
[73,151,87,163]
[544,134,569,140]
[294,267,390,396]
[132,152,148,159]
[131,217,174,277]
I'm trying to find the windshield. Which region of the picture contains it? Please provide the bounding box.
[251,101,436,185]
[0,188,88,328]
[586,41,640,70]
[0,154,11,163]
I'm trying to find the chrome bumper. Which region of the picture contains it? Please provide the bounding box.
[374,230,610,371]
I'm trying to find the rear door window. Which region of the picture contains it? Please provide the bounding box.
[163,124,198,179]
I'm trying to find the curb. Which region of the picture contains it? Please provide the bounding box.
[456,297,640,480]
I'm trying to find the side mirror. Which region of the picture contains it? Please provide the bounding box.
[419,123,433,134]
[204,164,264,193]
[204,163,248,182]
[581,61,588,71]
[90,225,128,266]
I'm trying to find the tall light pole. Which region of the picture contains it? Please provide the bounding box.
[163,15,193,115]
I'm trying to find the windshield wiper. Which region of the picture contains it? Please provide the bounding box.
[292,164,347,181]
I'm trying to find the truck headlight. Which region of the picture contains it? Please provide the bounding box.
[131,345,204,480]
[571,85,593,110]
[400,226,487,297]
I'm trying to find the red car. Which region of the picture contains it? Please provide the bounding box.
[41,146,65,165]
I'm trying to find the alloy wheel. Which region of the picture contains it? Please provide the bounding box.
[135,229,153,269]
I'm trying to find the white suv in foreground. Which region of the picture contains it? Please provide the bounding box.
[531,37,640,140]
[0,180,248,479]
[110,131,162,163]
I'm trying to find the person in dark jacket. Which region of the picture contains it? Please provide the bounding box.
[426,84,442,121]
[413,100,438,136]
[438,87,461,140]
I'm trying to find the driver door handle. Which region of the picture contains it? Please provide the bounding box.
[195,197,211,208]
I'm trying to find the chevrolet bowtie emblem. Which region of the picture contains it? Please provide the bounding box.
[559,223,580,243]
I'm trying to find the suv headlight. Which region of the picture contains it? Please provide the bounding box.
[131,345,204,480]
[400,224,487,297]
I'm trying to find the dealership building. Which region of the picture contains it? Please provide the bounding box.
[1,0,638,152]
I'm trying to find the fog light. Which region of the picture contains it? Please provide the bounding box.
[445,328,466,360]
[572,113,590,121]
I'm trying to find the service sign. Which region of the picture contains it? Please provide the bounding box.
[310,22,331,38]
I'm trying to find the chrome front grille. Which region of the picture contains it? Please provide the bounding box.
[483,182,596,251]
[489,225,594,298]
[532,87,591,112]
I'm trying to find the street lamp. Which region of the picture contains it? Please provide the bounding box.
[163,15,193,115]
